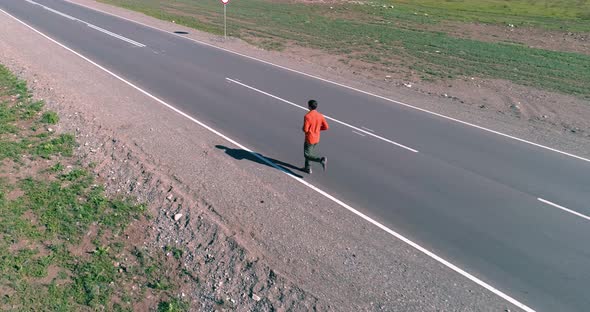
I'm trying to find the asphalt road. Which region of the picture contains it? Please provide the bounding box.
[1,0,589,310]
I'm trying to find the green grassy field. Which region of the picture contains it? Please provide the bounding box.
[393,0,590,30]
[0,65,187,311]
[100,0,590,98]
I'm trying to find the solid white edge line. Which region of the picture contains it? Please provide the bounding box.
[0,8,536,312]
[26,0,145,47]
[226,78,419,153]
[361,126,375,132]
[538,198,590,222]
[63,0,590,165]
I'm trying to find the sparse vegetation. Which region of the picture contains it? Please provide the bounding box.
[392,0,590,31]
[0,64,187,311]
[100,0,590,98]
[165,245,184,260]
[158,298,190,312]
[41,111,59,124]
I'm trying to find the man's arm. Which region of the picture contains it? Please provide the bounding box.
[303,116,310,133]
[320,116,329,131]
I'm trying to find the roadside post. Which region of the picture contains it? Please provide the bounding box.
[221,0,230,40]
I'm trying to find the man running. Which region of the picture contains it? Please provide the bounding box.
[302,99,329,174]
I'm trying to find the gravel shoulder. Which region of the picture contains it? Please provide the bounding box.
[0,4,529,312]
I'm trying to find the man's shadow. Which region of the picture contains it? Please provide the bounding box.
[216,145,304,178]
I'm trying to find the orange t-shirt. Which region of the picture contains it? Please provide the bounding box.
[303,110,329,144]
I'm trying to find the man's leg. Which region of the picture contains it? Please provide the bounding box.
[304,142,322,172]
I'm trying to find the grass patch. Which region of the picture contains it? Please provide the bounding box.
[158,298,190,312]
[33,133,76,159]
[48,162,65,173]
[1,140,140,309]
[0,64,185,311]
[100,0,590,98]
[0,141,25,161]
[41,111,59,124]
[391,0,590,32]
[0,65,29,99]
[258,39,286,51]
[164,245,184,260]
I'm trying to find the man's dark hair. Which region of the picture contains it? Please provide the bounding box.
[308,100,318,110]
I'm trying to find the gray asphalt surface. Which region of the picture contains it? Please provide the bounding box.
[1,0,589,310]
